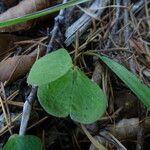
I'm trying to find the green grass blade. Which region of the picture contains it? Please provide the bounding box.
[99,55,150,109]
[0,0,89,27]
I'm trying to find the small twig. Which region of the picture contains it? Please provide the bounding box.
[46,0,68,53]
[123,0,129,47]
[105,0,121,49]
[19,86,37,135]
[132,0,145,14]
[65,0,110,46]
[123,0,138,75]
[144,0,150,35]
[136,103,146,150]
[74,31,79,65]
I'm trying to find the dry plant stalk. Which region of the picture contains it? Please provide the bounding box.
[0,0,58,32]
[65,0,110,46]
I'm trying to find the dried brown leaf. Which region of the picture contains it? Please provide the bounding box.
[107,117,150,140]
[0,55,36,84]
[0,0,58,32]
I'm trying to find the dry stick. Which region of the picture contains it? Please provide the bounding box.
[133,0,145,14]
[19,86,37,135]
[19,0,68,136]
[65,0,110,46]
[144,0,150,35]
[105,0,121,50]
[123,0,129,47]
[123,0,136,75]
[47,0,68,53]
[136,104,146,150]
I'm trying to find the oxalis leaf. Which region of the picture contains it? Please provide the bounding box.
[99,55,150,109]
[27,48,73,86]
[3,134,42,150]
[38,68,107,124]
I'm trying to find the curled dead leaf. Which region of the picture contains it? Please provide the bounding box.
[0,0,59,32]
[0,55,36,84]
[107,117,150,140]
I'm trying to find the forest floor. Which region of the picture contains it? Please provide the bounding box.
[0,0,150,150]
